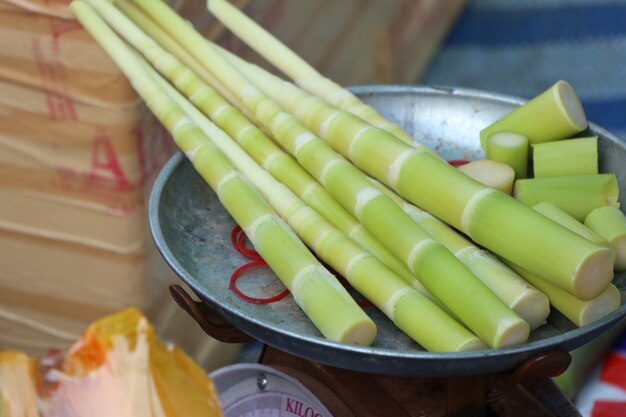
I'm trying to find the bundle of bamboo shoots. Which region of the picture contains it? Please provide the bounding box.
[68,0,622,352]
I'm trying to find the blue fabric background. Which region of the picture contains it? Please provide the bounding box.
[422,0,626,141]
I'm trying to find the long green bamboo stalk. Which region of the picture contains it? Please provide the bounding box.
[94,0,430,297]
[70,0,376,345]
[113,0,253,121]
[149,59,484,352]
[367,176,550,330]
[211,43,614,301]
[206,0,432,150]
[133,0,530,348]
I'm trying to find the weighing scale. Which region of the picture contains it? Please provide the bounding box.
[149,86,626,416]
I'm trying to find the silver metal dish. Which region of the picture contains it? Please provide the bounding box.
[149,85,626,377]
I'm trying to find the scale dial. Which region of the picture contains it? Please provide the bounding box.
[210,364,333,417]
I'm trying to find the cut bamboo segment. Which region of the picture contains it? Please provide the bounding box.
[457,159,516,194]
[585,206,626,271]
[71,0,376,345]
[507,263,621,328]
[480,81,588,149]
[132,0,531,348]
[152,62,484,352]
[514,174,619,221]
[533,137,598,178]
[485,132,529,179]
[208,41,613,302]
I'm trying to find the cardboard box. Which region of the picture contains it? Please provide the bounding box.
[0,0,462,364]
[0,80,175,252]
[0,230,242,368]
[0,8,138,106]
[0,0,219,106]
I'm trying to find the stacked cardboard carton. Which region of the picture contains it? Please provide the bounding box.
[0,0,238,365]
[0,0,463,365]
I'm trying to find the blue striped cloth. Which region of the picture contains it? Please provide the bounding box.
[421,0,626,141]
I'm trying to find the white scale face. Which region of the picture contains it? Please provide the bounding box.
[210,364,334,417]
[223,391,330,417]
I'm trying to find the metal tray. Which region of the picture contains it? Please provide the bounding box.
[149,85,626,377]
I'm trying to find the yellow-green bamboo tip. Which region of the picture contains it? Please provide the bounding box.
[207,0,320,82]
[532,137,598,178]
[485,131,529,179]
[585,206,626,271]
[513,174,620,221]
[480,80,587,149]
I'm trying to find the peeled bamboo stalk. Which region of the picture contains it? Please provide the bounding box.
[485,132,529,179]
[585,206,626,271]
[93,0,429,297]
[506,263,621,328]
[71,0,376,345]
[211,42,613,301]
[514,174,619,221]
[152,62,484,352]
[532,137,598,178]
[368,177,550,330]
[113,0,252,121]
[480,81,588,149]
[132,0,531,348]
[206,0,430,150]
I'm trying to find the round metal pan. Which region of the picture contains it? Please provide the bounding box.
[149,85,626,377]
